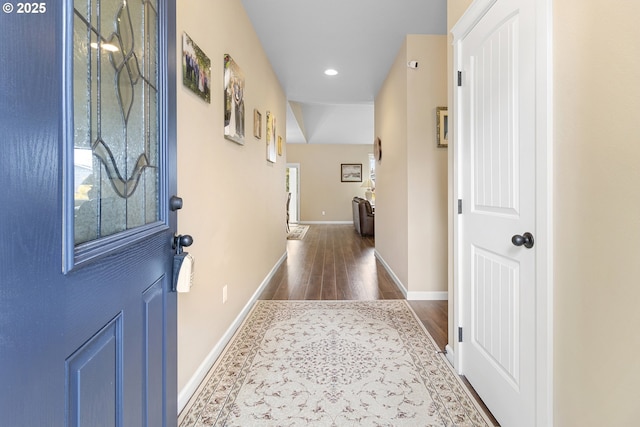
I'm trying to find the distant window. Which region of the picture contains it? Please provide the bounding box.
[368,153,376,182]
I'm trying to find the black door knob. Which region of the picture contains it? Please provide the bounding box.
[173,234,194,253]
[511,232,534,249]
[177,235,193,247]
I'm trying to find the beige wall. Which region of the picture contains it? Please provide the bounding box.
[375,40,409,289]
[406,36,448,296]
[286,144,372,222]
[375,35,448,296]
[553,1,640,425]
[176,0,287,403]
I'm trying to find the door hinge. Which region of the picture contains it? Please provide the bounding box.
[458,327,463,343]
[457,71,462,87]
[458,199,462,214]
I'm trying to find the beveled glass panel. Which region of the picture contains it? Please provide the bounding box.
[73,0,159,245]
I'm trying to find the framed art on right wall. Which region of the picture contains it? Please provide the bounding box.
[341,164,362,182]
[436,106,448,147]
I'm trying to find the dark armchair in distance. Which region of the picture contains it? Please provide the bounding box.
[352,197,374,237]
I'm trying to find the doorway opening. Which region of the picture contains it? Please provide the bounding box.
[286,163,300,224]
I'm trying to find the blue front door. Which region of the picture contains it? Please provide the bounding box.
[0,0,178,425]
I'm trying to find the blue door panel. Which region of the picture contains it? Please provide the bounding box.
[144,279,165,427]
[0,0,178,425]
[1,3,67,425]
[66,314,122,427]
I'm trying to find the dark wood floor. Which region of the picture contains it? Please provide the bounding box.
[259,224,448,348]
[259,224,498,425]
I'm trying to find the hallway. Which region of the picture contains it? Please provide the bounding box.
[261,224,448,353]
[258,224,497,424]
[180,225,499,425]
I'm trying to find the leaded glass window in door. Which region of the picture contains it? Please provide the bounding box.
[73,0,159,245]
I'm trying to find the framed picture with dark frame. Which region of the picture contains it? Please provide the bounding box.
[436,106,448,148]
[341,164,362,182]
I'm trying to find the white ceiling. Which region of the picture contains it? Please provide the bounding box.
[240,0,447,144]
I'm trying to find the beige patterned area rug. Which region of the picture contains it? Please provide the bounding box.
[179,300,494,427]
[287,224,309,240]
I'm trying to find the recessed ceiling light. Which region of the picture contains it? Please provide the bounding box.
[324,69,338,76]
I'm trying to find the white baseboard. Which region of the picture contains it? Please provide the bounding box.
[373,249,408,297]
[407,291,448,301]
[177,252,288,414]
[299,221,353,225]
[374,250,448,301]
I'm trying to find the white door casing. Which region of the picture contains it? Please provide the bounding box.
[451,0,553,426]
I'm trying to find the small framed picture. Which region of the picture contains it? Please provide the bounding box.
[436,106,448,148]
[253,109,262,139]
[277,136,283,156]
[341,164,362,182]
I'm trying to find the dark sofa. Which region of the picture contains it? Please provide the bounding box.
[352,197,375,237]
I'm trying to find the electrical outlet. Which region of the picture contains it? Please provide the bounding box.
[222,285,228,304]
[322,211,326,216]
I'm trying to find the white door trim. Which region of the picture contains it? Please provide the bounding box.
[450,0,553,426]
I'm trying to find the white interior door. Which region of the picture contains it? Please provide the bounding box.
[456,0,537,425]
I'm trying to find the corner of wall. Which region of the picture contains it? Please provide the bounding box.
[374,38,409,288]
[374,35,448,296]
